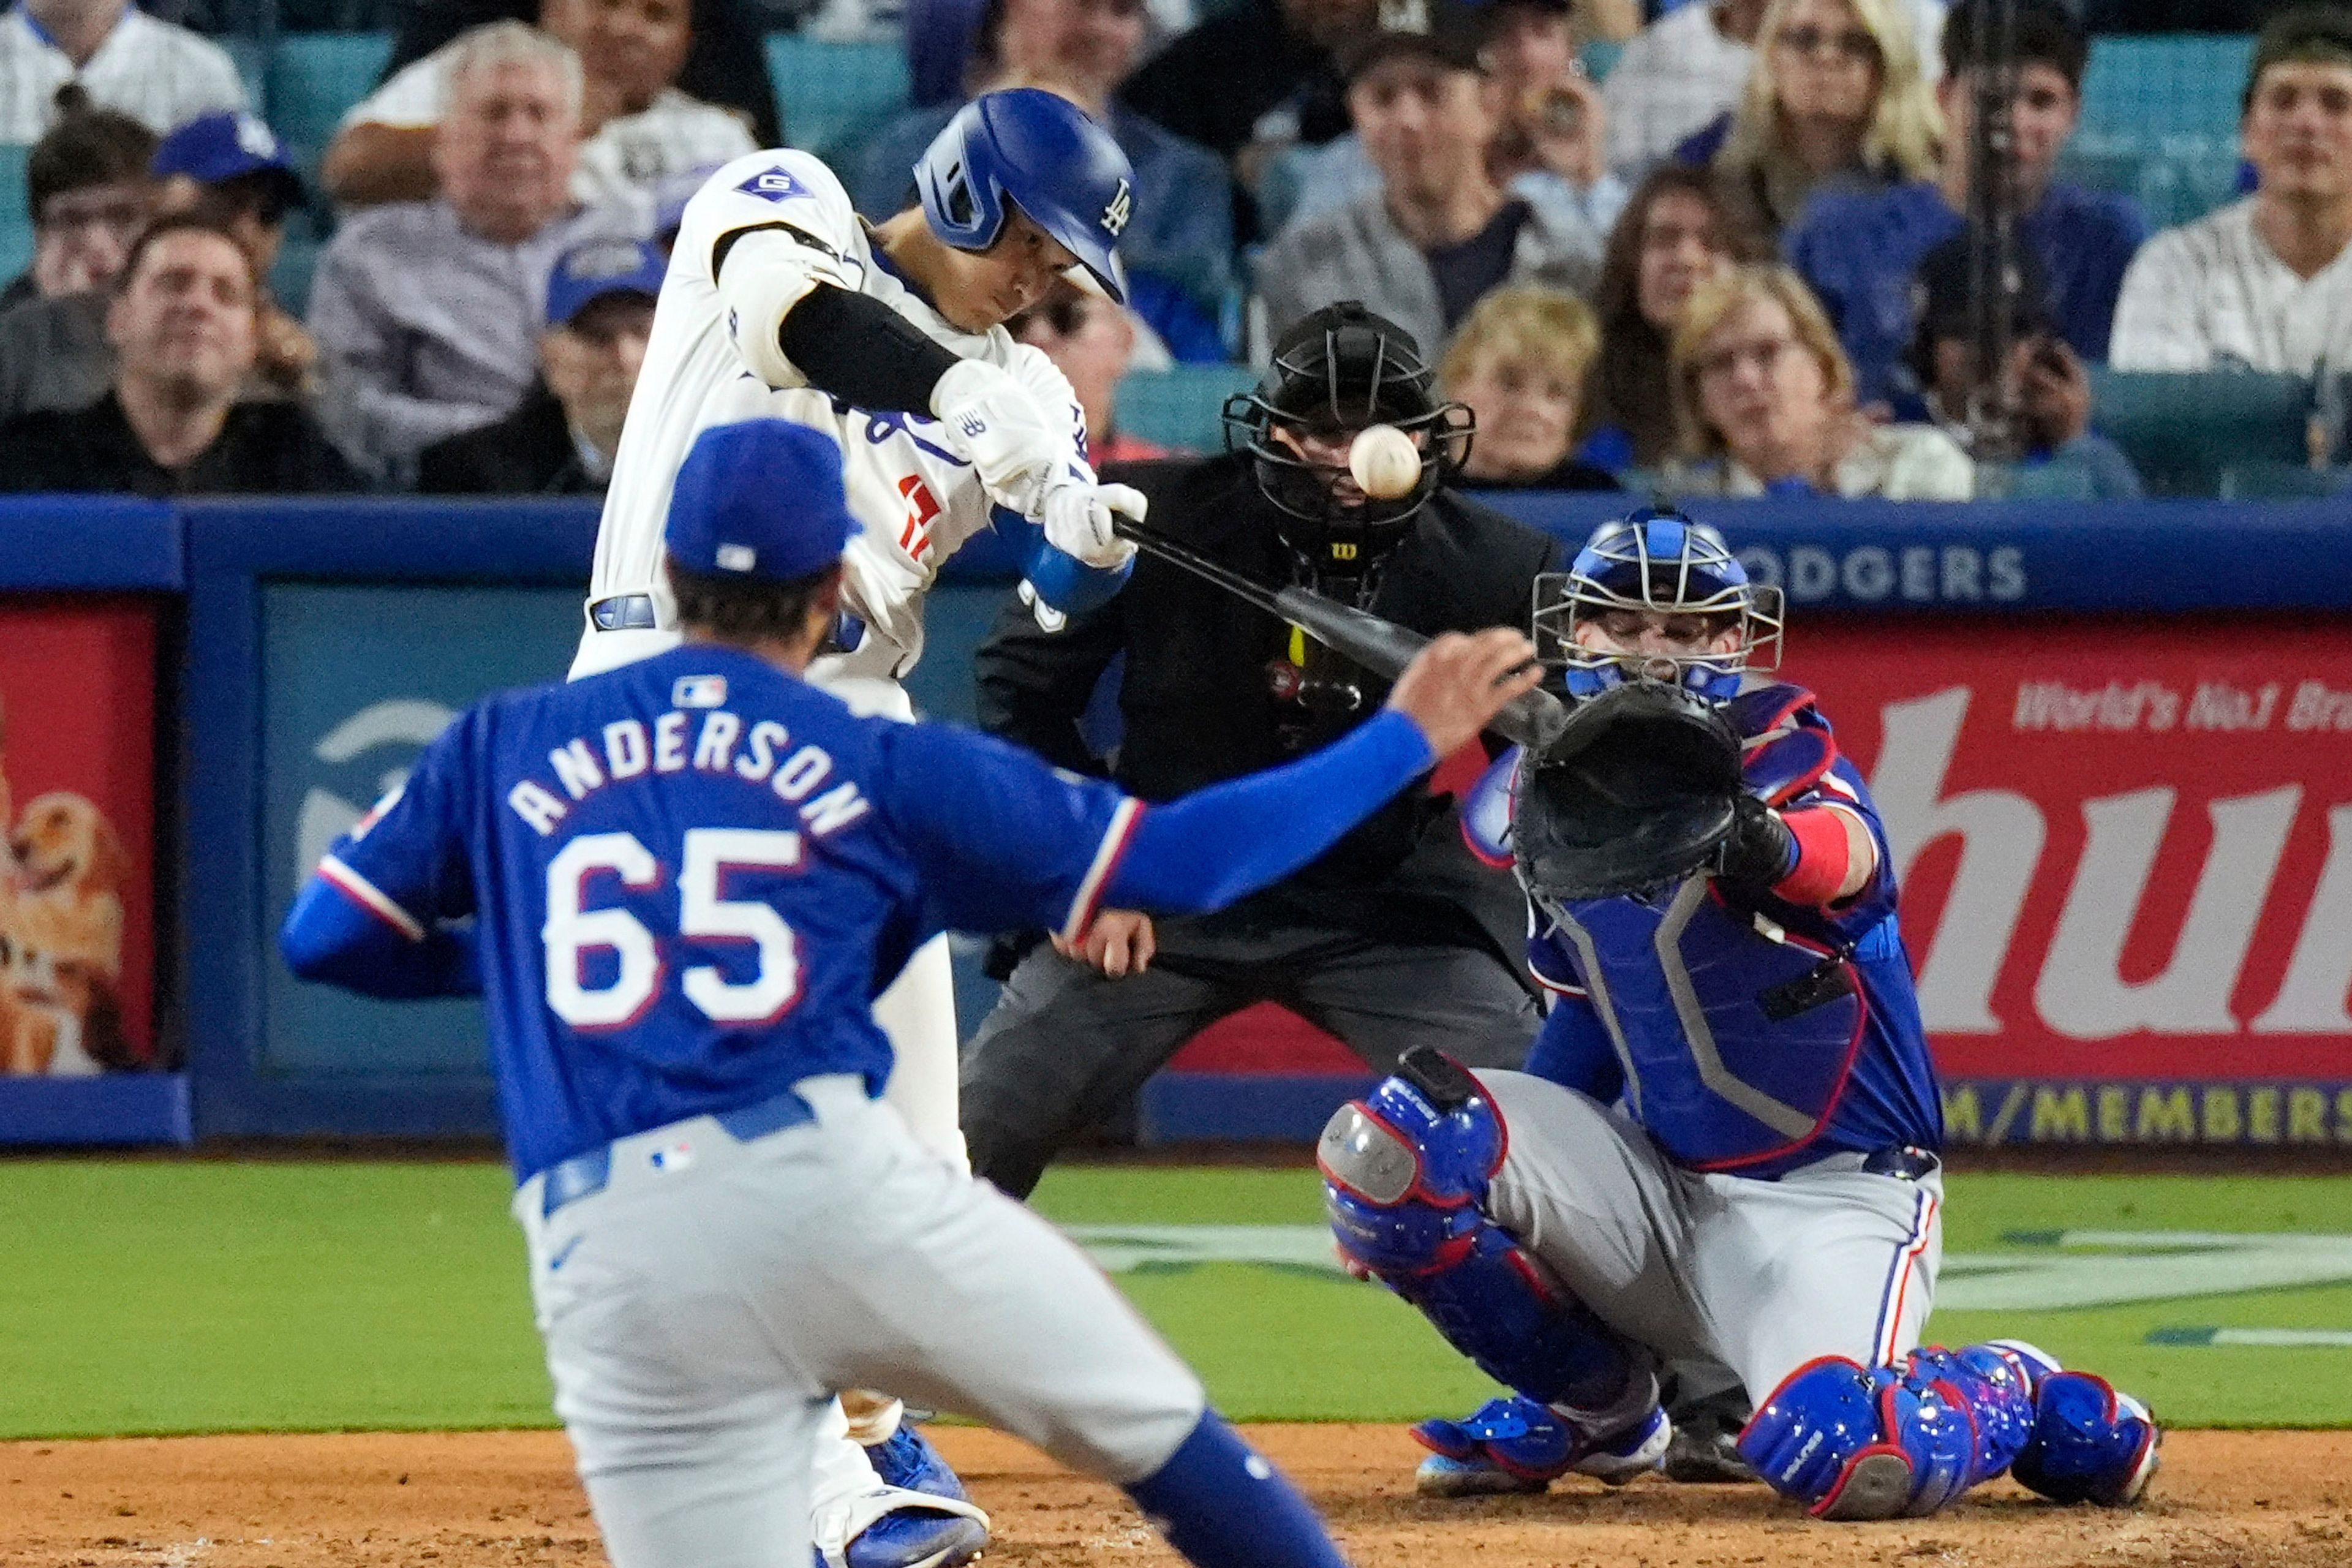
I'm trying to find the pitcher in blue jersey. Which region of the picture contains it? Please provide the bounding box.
[1317,510,2162,1523]
[280,417,1544,1568]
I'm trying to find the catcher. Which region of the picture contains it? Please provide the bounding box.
[1317,508,2162,1521]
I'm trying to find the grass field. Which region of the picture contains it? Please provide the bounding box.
[6,1161,2351,1440]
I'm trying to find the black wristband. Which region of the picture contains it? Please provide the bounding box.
[774,282,963,413]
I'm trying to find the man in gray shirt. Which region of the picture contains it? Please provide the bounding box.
[1256,23,1601,361]
[308,21,634,482]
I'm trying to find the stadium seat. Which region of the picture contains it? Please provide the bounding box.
[265,31,396,180]
[0,143,30,285]
[1115,364,1262,453]
[766,36,910,162]
[1990,457,2098,501]
[2078,35,2253,148]
[2217,461,2352,500]
[1579,40,1623,83]
[2087,369,2309,498]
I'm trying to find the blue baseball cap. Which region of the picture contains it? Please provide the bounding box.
[665,421,855,584]
[151,111,304,212]
[546,237,667,328]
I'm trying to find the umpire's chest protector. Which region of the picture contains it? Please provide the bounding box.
[1531,685,1881,1173]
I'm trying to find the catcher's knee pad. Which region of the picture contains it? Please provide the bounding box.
[1738,1355,1980,1520]
[1987,1341,2161,1507]
[1318,1049,1637,1412]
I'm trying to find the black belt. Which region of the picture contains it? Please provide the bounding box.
[536,1084,819,1219]
[1861,1145,1941,1182]
[589,593,657,631]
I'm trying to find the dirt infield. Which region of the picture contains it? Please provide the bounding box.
[5,1425,2349,1568]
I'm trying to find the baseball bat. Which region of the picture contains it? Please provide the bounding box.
[1114,519,1570,755]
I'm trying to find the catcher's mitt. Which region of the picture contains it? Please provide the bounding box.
[1513,680,1745,903]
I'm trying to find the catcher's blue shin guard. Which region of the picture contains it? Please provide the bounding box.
[1319,1050,1654,1450]
[1986,1341,2162,1507]
[1125,1412,1349,1568]
[1736,1346,2032,1521]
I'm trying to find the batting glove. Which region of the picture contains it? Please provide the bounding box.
[931,358,1068,516]
[1038,478,1144,570]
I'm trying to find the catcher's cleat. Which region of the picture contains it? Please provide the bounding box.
[1412,1396,1670,1497]
[1660,1387,1760,1485]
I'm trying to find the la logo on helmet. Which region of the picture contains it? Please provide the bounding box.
[1101,179,1131,238]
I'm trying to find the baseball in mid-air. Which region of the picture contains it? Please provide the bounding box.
[1348,424,1420,499]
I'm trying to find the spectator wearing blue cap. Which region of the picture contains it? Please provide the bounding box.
[0,214,358,496]
[151,110,317,402]
[420,236,662,494]
[0,105,318,421]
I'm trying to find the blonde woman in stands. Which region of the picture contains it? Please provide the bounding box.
[1439,285,1621,490]
[1659,262,1972,497]
[2109,6,2352,376]
[1686,0,1942,238]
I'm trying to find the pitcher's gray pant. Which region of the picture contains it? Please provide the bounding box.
[513,1076,1206,1568]
[1476,1070,1943,1403]
[963,918,1542,1198]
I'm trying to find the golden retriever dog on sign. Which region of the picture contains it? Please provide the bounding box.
[7,791,132,1071]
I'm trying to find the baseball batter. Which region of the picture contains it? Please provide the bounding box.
[564,88,1147,1562]
[281,417,1544,1568]
[1318,510,2163,1521]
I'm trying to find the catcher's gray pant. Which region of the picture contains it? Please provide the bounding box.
[962,918,1542,1198]
[513,1074,1206,1568]
[1476,1070,1943,1403]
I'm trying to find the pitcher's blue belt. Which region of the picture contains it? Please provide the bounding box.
[537,1084,818,1218]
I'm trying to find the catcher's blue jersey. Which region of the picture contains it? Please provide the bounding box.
[1471,684,1942,1175]
[307,645,1136,1180]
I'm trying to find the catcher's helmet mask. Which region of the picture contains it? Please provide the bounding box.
[1226,303,1474,598]
[1534,508,1784,703]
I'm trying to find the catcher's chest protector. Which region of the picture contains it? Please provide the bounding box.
[1536,884,1869,1172]
[1529,683,1887,1173]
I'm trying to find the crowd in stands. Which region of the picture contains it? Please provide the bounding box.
[0,0,2348,500]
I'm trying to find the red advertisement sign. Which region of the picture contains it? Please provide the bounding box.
[1804,617,2352,1145]
[0,599,158,1075]
[1163,619,2352,1147]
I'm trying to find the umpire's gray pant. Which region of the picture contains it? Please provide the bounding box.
[960,916,1542,1198]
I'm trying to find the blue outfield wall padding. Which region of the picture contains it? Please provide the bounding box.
[0,495,181,589]
[942,494,2352,613]
[1140,1072,1377,1147]
[178,500,601,1140]
[0,1075,191,1145]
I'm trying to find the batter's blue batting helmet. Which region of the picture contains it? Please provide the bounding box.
[914,88,1135,303]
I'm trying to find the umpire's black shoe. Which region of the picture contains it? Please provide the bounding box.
[1661,1387,1760,1485]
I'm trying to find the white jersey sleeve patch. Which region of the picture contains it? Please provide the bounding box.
[674,150,865,291]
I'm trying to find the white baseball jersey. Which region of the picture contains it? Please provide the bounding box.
[2108,197,2352,376]
[573,149,1084,682]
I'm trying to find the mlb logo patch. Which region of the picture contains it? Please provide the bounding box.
[736,167,808,203]
[648,1142,696,1174]
[674,674,728,709]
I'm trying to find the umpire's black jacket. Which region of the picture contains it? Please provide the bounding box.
[975,451,1562,966]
